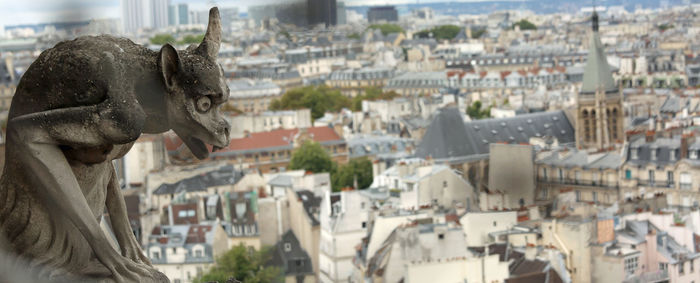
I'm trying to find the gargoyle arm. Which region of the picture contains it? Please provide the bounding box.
[105,163,152,266]
[6,106,149,282]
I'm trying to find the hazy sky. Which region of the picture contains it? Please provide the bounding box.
[0,0,500,26]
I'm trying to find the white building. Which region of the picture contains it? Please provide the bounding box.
[147,223,229,283]
[371,159,477,210]
[319,190,372,283]
[460,211,518,247]
[228,109,312,139]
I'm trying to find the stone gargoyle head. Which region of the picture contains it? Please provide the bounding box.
[159,7,231,159]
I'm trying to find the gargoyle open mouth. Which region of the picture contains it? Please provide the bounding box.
[182,136,210,160]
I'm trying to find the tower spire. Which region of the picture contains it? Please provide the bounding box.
[592,0,599,32]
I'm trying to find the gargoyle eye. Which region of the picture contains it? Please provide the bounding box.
[196,96,212,112]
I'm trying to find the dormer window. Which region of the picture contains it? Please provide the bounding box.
[284,243,292,252]
[631,148,639,160]
[691,150,698,160]
[651,148,657,161]
[670,150,676,161]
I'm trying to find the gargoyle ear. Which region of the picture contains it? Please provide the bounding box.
[159,44,180,90]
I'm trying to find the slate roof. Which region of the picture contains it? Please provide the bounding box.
[415,107,575,161]
[581,13,617,94]
[269,230,314,276]
[626,137,682,166]
[537,150,622,169]
[297,190,321,226]
[153,165,244,195]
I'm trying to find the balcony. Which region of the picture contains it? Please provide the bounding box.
[636,179,674,188]
[622,270,669,283]
[537,177,618,189]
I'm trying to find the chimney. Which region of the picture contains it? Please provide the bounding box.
[645,130,655,143]
[397,161,408,177]
[681,133,695,159]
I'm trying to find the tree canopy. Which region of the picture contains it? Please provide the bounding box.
[466,100,491,120]
[414,25,462,40]
[512,19,537,30]
[194,244,281,283]
[269,86,350,120]
[351,87,400,111]
[289,141,335,173]
[149,34,176,45]
[331,157,373,192]
[180,34,205,44]
[471,28,486,39]
[367,23,405,35]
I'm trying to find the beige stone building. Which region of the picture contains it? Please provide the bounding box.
[325,67,395,97]
[536,150,622,205]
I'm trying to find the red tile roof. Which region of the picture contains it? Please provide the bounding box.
[225,126,343,152]
[163,126,343,153]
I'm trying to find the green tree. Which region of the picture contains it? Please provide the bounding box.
[269,86,351,120]
[512,19,537,30]
[466,100,491,120]
[331,157,373,192]
[367,23,404,35]
[194,244,281,283]
[179,34,205,44]
[348,32,361,40]
[149,34,176,45]
[351,87,399,111]
[658,23,674,32]
[289,141,335,173]
[415,25,461,40]
[471,28,486,39]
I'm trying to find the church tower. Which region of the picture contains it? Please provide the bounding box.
[576,11,624,151]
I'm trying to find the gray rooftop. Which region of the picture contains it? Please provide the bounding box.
[415,108,575,161]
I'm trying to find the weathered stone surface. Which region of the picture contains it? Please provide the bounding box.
[0,7,230,283]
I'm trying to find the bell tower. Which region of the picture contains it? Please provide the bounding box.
[576,10,624,151]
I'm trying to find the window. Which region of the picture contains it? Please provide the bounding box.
[593,192,598,203]
[692,260,695,273]
[558,169,564,182]
[152,251,160,259]
[195,250,203,258]
[692,150,698,160]
[659,263,668,271]
[625,170,632,180]
[443,181,448,188]
[668,171,674,185]
[680,262,685,274]
[575,171,581,183]
[438,233,444,239]
[362,221,366,228]
[651,148,657,160]
[284,243,292,252]
[576,190,581,201]
[649,170,655,185]
[631,148,639,159]
[493,221,497,227]
[625,256,639,275]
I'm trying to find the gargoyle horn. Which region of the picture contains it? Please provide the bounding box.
[197,7,221,58]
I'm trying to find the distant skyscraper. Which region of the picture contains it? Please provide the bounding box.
[149,0,169,30]
[177,4,189,25]
[308,0,337,27]
[121,0,170,33]
[249,0,308,27]
[367,6,398,23]
[219,7,239,32]
[336,1,347,25]
[168,3,189,26]
[121,0,146,34]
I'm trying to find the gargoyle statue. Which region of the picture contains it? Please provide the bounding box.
[0,7,230,283]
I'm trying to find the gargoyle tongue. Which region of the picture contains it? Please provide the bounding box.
[183,136,210,160]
